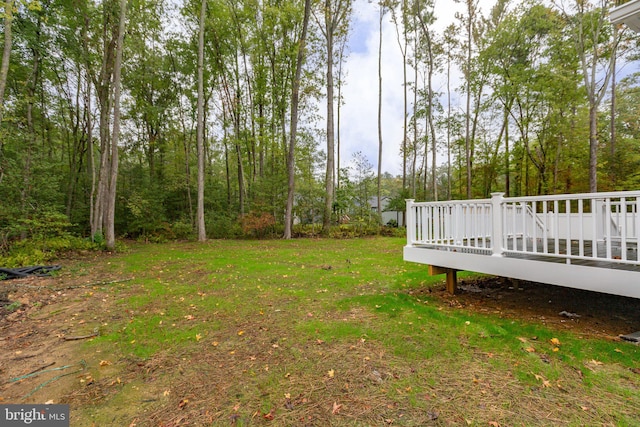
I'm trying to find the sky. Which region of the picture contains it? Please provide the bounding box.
[336,0,495,177]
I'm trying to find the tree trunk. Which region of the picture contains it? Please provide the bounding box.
[465,7,472,199]
[588,103,597,193]
[0,0,15,184]
[104,0,127,251]
[0,0,13,127]
[504,103,510,197]
[21,18,42,234]
[92,0,117,240]
[446,48,452,200]
[610,35,617,185]
[196,0,207,241]
[87,69,96,237]
[376,4,383,218]
[322,4,335,234]
[284,0,311,239]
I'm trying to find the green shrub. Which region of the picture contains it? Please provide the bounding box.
[292,224,322,238]
[2,235,101,268]
[171,219,195,240]
[206,214,243,239]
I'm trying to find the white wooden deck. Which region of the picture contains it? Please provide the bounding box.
[404,191,640,299]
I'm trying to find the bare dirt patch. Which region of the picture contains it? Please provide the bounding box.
[423,276,640,340]
[2,257,640,426]
[0,258,129,406]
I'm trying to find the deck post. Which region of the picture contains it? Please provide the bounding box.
[445,269,458,294]
[428,265,458,294]
[491,192,505,257]
[406,199,415,245]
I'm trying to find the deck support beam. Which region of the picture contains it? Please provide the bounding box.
[428,265,458,294]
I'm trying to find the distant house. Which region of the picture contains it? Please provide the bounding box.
[369,196,404,227]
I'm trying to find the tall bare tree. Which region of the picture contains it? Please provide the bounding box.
[0,0,15,184]
[196,0,207,241]
[455,0,480,198]
[284,0,312,239]
[390,0,408,191]
[315,0,352,234]
[377,1,386,216]
[104,0,127,250]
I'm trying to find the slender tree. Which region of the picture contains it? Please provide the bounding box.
[315,0,352,233]
[196,0,206,241]
[284,0,312,239]
[104,0,127,250]
[0,0,16,184]
[377,1,385,216]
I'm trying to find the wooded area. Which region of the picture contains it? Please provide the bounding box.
[0,0,639,253]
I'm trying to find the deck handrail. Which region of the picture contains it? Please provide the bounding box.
[407,190,640,266]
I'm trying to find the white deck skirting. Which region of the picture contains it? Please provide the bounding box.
[404,191,640,299]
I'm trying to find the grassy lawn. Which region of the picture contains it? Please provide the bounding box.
[47,237,640,425]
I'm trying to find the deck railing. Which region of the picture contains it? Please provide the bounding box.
[406,191,640,266]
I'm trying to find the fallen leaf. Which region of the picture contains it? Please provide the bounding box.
[163,390,170,397]
[331,402,343,415]
[195,334,202,342]
[590,359,603,366]
[489,422,500,427]
[525,346,536,353]
[327,369,335,379]
[550,338,561,346]
[263,409,275,420]
[517,337,528,343]
[178,398,188,409]
[238,330,244,336]
[99,360,111,366]
[212,341,219,347]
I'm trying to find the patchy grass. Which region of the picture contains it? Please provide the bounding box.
[6,237,639,426]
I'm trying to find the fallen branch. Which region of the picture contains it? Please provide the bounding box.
[63,332,98,341]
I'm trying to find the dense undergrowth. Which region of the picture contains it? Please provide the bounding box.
[0,207,404,268]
